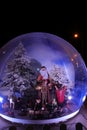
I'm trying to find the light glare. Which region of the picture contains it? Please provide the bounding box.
[0,97,3,103]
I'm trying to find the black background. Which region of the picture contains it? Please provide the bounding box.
[0,1,87,64]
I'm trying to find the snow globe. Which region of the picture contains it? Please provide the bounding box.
[0,32,87,124]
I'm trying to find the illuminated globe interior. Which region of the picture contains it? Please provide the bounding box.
[0,32,87,124]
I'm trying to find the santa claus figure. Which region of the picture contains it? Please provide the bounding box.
[37,66,50,105]
[37,66,49,86]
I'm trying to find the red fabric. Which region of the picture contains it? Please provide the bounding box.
[37,74,43,81]
[56,87,66,104]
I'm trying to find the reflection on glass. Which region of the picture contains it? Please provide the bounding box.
[0,32,87,124]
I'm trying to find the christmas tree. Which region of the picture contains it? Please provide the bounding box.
[2,42,41,95]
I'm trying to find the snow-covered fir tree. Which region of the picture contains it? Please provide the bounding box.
[2,42,41,94]
[49,64,74,98]
[49,64,69,85]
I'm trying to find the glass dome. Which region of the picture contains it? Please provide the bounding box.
[0,32,87,124]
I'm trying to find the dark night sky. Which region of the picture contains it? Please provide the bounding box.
[0,1,87,64]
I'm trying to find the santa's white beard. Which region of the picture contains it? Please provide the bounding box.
[40,70,48,80]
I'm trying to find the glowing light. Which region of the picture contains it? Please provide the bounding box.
[68,95,72,100]
[0,97,3,103]
[74,33,79,38]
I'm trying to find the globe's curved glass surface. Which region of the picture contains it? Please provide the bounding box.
[0,32,87,124]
